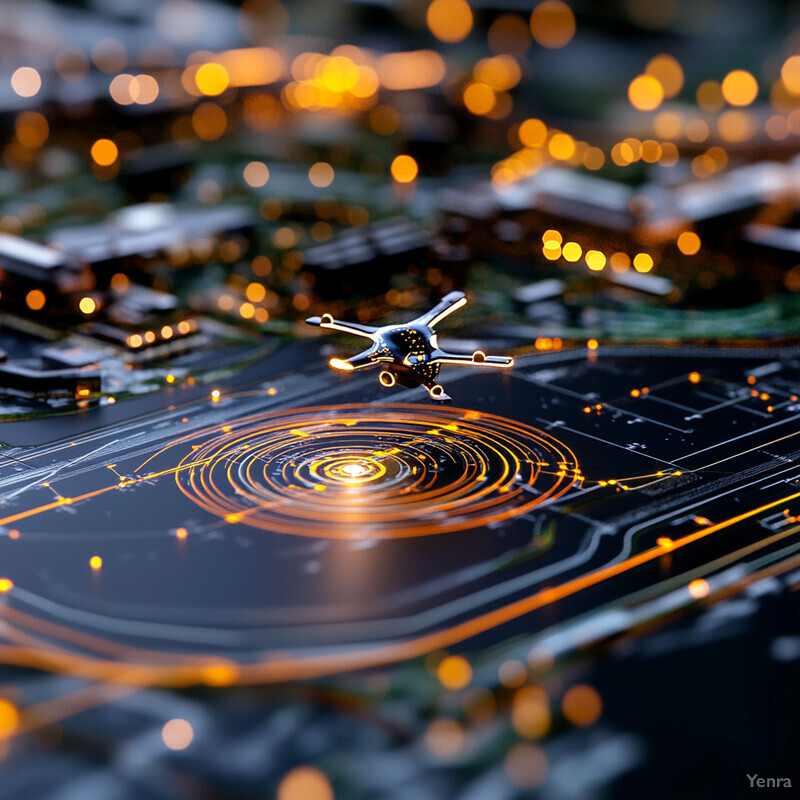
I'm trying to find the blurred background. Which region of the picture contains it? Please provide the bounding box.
[0,1,800,799]
[2,0,800,343]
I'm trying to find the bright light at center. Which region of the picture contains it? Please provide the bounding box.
[341,463,369,477]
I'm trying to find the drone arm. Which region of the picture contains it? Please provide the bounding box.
[328,347,377,372]
[306,315,377,340]
[432,350,514,368]
[412,291,467,328]
[476,354,514,367]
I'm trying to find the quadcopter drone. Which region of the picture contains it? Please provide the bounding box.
[306,291,514,401]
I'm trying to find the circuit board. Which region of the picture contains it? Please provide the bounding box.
[5,344,800,672]
[1,342,799,798]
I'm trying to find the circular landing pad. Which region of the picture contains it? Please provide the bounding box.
[176,404,580,538]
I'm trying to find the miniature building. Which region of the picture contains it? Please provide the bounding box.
[0,233,94,317]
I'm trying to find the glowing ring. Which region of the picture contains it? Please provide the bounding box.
[176,404,579,538]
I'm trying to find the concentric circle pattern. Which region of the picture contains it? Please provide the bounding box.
[176,404,579,538]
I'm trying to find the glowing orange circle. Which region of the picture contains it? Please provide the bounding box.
[175,404,579,539]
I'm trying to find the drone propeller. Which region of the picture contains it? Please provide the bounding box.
[305,314,377,340]
[410,291,467,328]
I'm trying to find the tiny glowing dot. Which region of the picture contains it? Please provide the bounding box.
[520,118,547,148]
[677,231,701,255]
[308,162,334,188]
[689,371,701,384]
[11,67,41,98]
[277,766,334,800]
[721,69,758,106]
[585,250,606,271]
[79,296,97,315]
[562,684,602,727]
[195,62,230,96]
[561,241,582,262]
[542,229,562,244]
[781,55,800,95]
[246,282,267,303]
[0,579,13,592]
[211,389,221,402]
[26,289,46,311]
[697,80,724,111]
[132,74,159,104]
[166,374,175,384]
[633,253,654,273]
[390,154,418,183]
[15,111,49,148]
[609,252,630,272]
[511,685,551,739]
[89,556,102,570]
[548,132,575,160]
[656,537,673,550]
[243,161,269,187]
[498,659,528,688]
[530,0,576,49]
[192,102,227,141]
[587,339,598,351]
[175,527,188,540]
[582,146,605,170]
[505,742,548,789]
[628,74,664,111]
[109,73,135,105]
[427,0,473,43]
[162,718,194,750]
[437,655,473,690]
[424,718,465,758]
[463,82,496,115]
[645,54,684,98]
[0,699,20,739]
[91,138,119,167]
[688,578,709,599]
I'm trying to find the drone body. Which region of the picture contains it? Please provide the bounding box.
[306,291,513,401]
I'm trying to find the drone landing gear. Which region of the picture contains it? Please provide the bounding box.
[426,383,451,403]
[378,370,397,388]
